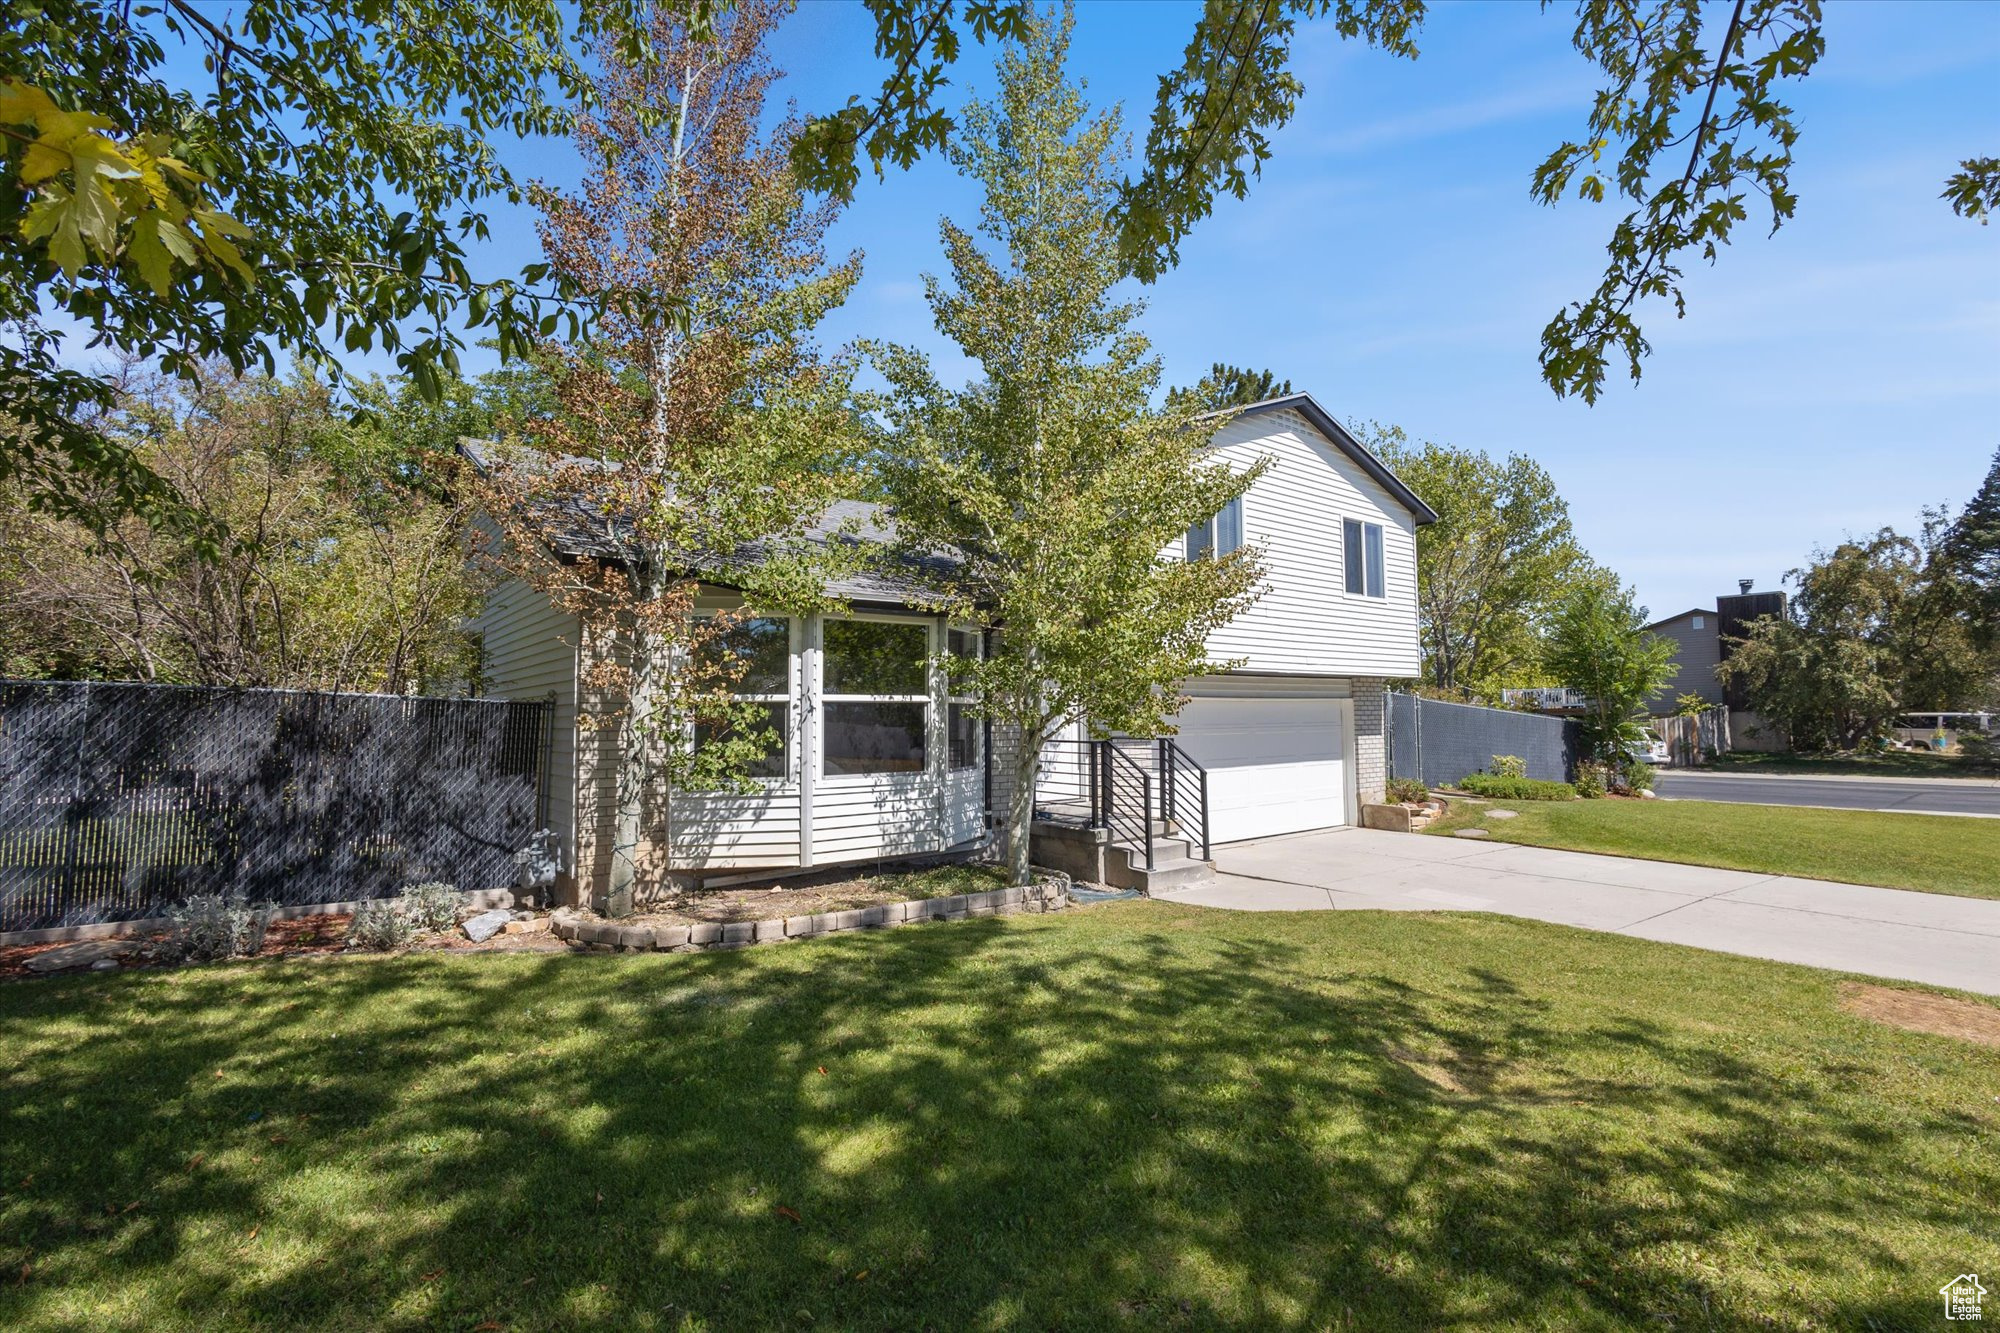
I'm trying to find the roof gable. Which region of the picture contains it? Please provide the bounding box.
[1215,392,1439,525]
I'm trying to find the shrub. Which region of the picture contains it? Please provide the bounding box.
[1489,754,1527,779]
[167,891,273,963]
[1459,774,1576,801]
[346,900,419,951]
[1385,777,1429,804]
[1613,756,1657,793]
[401,881,462,933]
[1574,763,1607,799]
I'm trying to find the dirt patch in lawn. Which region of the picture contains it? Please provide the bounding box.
[1842,982,2000,1049]
[607,861,1010,928]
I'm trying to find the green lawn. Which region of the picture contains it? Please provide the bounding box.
[3,906,1997,1330]
[1426,796,2000,899]
[1703,749,1995,778]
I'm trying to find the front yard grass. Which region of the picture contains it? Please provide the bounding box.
[1427,796,2000,899]
[3,904,1997,1330]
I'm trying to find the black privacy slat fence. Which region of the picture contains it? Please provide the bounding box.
[1387,693,1579,788]
[0,681,550,933]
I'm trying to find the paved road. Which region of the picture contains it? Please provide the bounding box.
[1655,771,2000,816]
[1153,828,2000,995]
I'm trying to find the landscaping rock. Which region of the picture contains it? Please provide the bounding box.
[25,939,135,974]
[1484,809,1519,820]
[90,958,120,971]
[753,918,787,943]
[503,916,549,935]
[688,922,722,947]
[461,908,514,943]
[855,904,894,929]
[1452,828,1491,840]
[784,914,819,939]
[653,924,692,950]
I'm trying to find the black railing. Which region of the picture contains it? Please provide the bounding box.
[1034,735,1211,869]
[1157,739,1211,861]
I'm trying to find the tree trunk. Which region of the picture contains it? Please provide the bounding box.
[607,576,661,917]
[1005,732,1040,888]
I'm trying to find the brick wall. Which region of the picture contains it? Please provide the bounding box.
[1352,677,1386,805]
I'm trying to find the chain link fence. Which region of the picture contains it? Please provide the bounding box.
[0,681,550,933]
[1388,693,1579,788]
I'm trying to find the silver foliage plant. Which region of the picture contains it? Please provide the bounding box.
[345,900,419,952]
[167,891,273,963]
[400,881,462,934]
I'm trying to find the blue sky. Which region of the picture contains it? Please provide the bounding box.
[150,1,2000,619]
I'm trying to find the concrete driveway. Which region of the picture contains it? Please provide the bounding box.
[1153,828,2000,996]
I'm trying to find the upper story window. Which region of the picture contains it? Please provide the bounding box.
[692,615,791,780]
[1343,518,1385,599]
[1185,495,1243,561]
[822,618,929,777]
[1691,615,1705,629]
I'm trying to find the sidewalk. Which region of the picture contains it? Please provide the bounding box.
[1155,828,2000,996]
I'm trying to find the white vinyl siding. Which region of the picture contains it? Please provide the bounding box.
[468,574,579,870]
[1200,408,1421,677]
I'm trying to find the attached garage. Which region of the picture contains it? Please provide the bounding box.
[1168,687,1351,844]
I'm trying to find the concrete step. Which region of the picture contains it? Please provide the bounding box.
[1105,854,1215,894]
[1110,834,1192,863]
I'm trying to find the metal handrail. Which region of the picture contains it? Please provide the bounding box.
[1032,736,1154,869]
[1157,739,1211,860]
[1099,742,1153,869]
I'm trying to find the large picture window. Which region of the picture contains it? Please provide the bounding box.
[692,616,791,780]
[822,619,930,776]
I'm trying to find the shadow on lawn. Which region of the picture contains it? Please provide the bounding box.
[0,910,1972,1330]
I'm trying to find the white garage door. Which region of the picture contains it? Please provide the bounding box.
[1170,695,1346,843]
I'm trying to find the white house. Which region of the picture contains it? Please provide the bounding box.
[471,391,1432,907]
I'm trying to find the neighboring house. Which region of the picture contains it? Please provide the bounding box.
[471,391,1433,908]
[1644,581,1787,712]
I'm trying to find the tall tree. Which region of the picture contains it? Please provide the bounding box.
[0,363,484,691]
[1363,425,1594,698]
[1193,363,1292,410]
[488,0,864,914]
[1543,574,1678,759]
[1720,527,1989,750]
[867,7,1264,887]
[9,1,1986,527]
[1944,446,2000,652]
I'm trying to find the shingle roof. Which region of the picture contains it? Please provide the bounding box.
[459,441,958,609]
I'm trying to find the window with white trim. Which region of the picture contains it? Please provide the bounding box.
[822,618,930,776]
[1185,495,1243,560]
[691,615,791,780]
[946,626,982,772]
[1343,518,1385,599]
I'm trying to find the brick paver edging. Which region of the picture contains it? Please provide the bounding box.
[551,884,1062,952]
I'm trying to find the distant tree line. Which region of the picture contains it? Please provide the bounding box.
[1721,450,2000,751]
